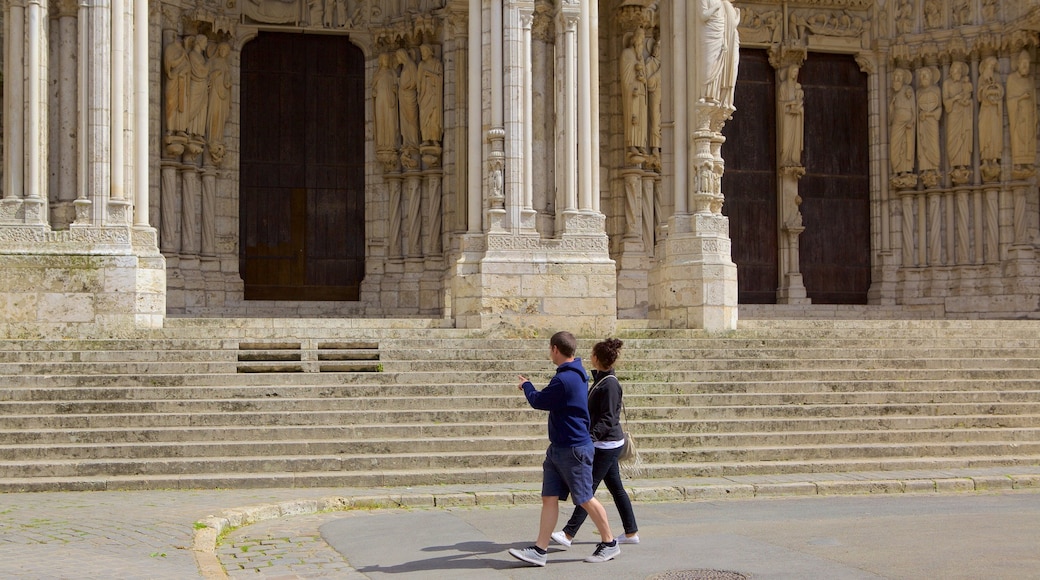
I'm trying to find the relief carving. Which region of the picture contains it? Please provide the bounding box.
[373,52,400,171]
[700,0,740,109]
[889,68,917,186]
[206,42,232,163]
[916,67,941,188]
[779,64,804,168]
[978,56,1004,182]
[1007,51,1037,178]
[243,0,299,24]
[621,27,649,163]
[417,44,443,148]
[943,61,974,184]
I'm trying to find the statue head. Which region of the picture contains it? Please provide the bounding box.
[1017,50,1031,75]
[420,44,433,60]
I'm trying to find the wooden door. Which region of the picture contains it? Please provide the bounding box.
[721,49,778,304]
[240,33,366,301]
[799,53,871,304]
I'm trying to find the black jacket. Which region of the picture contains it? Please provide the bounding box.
[588,369,625,443]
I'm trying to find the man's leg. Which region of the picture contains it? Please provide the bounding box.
[536,495,560,549]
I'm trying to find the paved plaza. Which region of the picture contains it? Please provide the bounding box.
[1,468,1038,580]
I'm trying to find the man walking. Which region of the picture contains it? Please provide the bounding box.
[508,331,620,566]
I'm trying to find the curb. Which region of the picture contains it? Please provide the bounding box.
[190,473,1040,578]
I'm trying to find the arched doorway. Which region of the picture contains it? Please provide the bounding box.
[239,32,366,301]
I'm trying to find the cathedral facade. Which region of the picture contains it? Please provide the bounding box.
[0,0,1038,336]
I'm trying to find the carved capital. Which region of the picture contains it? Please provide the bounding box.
[768,44,807,69]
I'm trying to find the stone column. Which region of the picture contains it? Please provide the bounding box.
[405,173,423,259]
[53,0,79,229]
[649,0,738,331]
[900,191,915,267]
[81,0,111,226]
[556,5,579,231]
[388,175,403,260]
[159,164,180,255]
[955,187,970,264]
[424,171,443,256]
[772,46,808,304]
[466,0,481,233]
[180,164,199,258]
[984,186,999,263]
[133,0,149,228]
[519,7,537,231]
[200,167,216,258]
[25,0,49,222]
[1,0,49,225]
[2,0,26,218]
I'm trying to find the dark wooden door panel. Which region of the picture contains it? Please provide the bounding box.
[800,53,871,304]
[240,33,365,301]
[722,49,778,304]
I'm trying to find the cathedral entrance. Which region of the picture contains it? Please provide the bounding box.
[722,49,779,304]
[799,53,870,304]
[239,32,366,301]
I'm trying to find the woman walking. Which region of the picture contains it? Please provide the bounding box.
[551,338,640,547]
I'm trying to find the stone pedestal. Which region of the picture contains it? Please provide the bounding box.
[453,228,617,336]
[0,226,165,336]
[649,213,737,331]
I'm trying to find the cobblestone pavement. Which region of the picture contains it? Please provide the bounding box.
[216,512,362,579]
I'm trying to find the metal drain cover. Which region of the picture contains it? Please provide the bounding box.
[645,570,750,580]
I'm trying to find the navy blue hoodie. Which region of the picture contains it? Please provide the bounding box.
[521,358,592,448]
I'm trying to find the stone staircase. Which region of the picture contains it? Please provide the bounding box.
[1,318,1040,492]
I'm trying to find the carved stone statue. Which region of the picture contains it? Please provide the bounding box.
[206,42,232,156]
[943,61,974,176]
[373,52,400,157]
[1006,51,1037,173]
[323,0,346,27]
[185,35,210,138]
[700,0,740,109]
[779,65,804,167]
[977,56,1004,166]
[396,48,420,153]
[889,68,916,177]
[981,0,999,21]
[645,38,663,156]
[923,0,941,29]
[163,34,190,135]
[952,0,972,26]
[916,67,942,177]
[621,27,648,158]
[895,0,913,35]
[417,44,444,146]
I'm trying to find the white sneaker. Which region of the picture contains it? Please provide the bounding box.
[508,546,547,567]
[584,540,620,563]
[550,531,572,548]
[617,534,640,544]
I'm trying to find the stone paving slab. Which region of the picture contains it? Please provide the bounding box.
[1,468,1039,579]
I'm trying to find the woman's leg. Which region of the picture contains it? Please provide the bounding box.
[602,448,638,535]
[561,447,615,537]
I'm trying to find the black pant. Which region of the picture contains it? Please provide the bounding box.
[561,445,639,537]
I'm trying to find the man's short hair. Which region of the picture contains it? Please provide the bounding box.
[550,331,577,358]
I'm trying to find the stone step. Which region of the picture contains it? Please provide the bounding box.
[5,428,1040,462]
[2,318,1038,491]
[3,441,1038,479]
[3,389,1039,414]
[2,402,1038,430]
[4,367,1040,386]
[7,453,1039,493]
[6,356,1040,375]
[4,379,1040,401]
[9,346,1040,365]
[7,415,1040,445]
